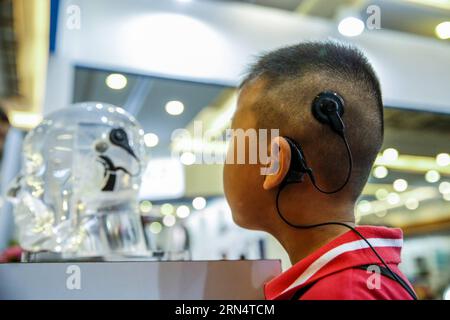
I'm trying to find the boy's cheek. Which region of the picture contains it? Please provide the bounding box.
[223,161,271,231]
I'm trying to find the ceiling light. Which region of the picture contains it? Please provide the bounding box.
[161,203,174,215]
[405,198,419,210]
[439,181,450,194]
[192,197,207,210]
[375,188,389,200]
[425,170,440,183]
[444,193,450,201]
[436,153,450,167]
[382,148,399,162]
[149,222,162,234]
[338,17,365,37]
[163,215,176,227]
[393,179,408,192]
[139,200,152,213]
[357,200,372,213]
[435,21,450,40]
[375,209,388,218]
[373,166,388,179]
[9,111,43,129]
[144,133,159,147]
[106,73,127,90]
[387,192,400,205]
[180,152,196,165]
[165,100,184,115]
[176,205,190,218]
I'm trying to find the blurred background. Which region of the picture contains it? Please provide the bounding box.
[0,0,449,299]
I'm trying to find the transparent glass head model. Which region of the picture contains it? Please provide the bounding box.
[8,102,149,260]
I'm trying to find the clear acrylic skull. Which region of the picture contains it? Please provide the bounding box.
[8,102,149,259]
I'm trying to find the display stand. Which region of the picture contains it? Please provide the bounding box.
[0,260,281,299]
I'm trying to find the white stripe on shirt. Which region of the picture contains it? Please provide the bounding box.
[282,237,403,295]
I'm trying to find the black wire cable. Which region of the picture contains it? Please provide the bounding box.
[97,155,142,177]
[307,134,352,194]
[303,114,352,194]
[275,187,417,299]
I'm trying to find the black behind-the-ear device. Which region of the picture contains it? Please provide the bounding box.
[282,137,312,186]
[311,91,345,135]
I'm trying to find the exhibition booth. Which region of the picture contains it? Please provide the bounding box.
[0,0,449,300]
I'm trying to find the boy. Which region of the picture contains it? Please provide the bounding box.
[223,41,416,300]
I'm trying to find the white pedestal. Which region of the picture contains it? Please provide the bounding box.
[0,260,281,300]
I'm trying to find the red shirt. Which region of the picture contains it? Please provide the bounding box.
[265,226,416,300]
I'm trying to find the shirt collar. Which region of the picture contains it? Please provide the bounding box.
[265,226,404,300]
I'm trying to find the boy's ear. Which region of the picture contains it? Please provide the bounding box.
[263,137,291,190]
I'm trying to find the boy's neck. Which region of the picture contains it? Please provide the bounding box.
[277,222,355,266]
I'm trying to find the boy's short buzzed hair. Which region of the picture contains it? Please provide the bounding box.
[240,41,384,200]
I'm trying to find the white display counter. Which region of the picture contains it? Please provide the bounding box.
[0,260,281,300]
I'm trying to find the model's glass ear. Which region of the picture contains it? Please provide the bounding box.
[282,137,312,186]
